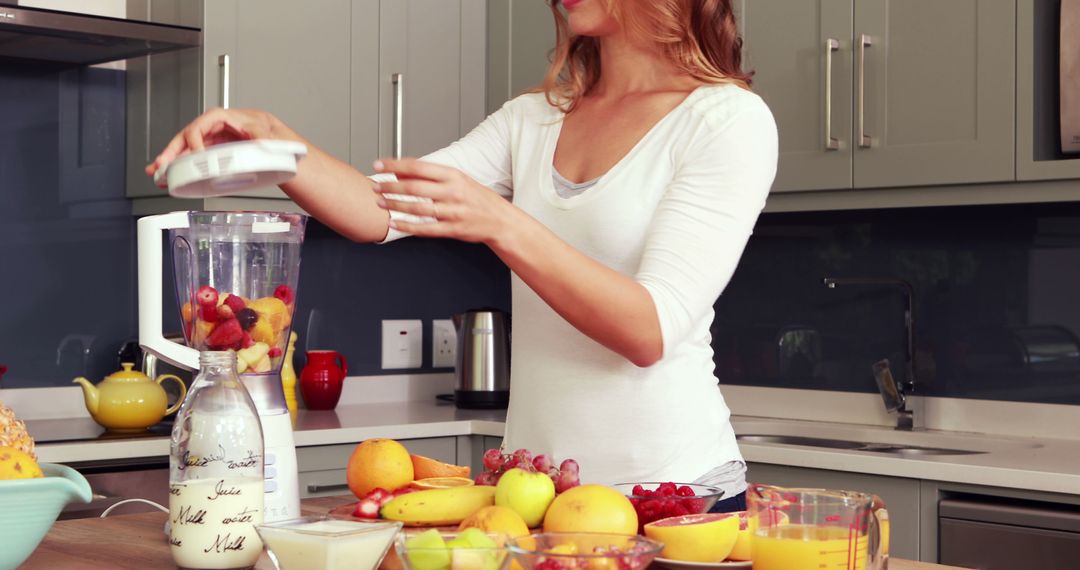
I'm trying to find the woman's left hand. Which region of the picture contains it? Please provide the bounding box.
[372,158,515,245]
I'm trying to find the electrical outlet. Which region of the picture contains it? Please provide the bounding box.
[381,319,422,369]
[432,319,456,368]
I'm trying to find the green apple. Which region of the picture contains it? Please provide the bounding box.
[405,529,451,570]
[494,468,556,528]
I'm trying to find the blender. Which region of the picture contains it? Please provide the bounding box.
[138,210,307,522]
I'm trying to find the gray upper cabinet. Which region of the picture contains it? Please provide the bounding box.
[486,0,555,113]
[742,0,1016,193]
[741,0,854,192]
[375,0,488,162]
[128,0,486,205]
[202,0,352,199]
[854,0,1015,188]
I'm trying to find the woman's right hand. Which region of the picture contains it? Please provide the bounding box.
[144,107,296,184]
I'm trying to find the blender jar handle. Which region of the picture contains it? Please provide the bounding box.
[137,212,199,371]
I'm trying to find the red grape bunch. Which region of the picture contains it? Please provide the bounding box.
[475,448,581,493]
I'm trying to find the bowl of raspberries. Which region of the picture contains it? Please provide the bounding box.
[611,482,725,533]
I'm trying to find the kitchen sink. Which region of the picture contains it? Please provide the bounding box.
[736,434,989,456]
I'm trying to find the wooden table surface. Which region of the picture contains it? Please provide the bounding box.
[22,495,969,570]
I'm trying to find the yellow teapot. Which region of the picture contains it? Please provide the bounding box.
[73,363,187,432]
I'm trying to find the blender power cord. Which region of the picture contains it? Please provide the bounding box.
[99,498,168,518]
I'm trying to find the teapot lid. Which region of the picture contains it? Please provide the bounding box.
[106,363,150,382]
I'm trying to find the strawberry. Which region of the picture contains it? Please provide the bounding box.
[223,294,246,314]
[273,284,295,305]
[240,331,255,349]
[268,347,283,358]
[207,318,243,350]
[196,285,218,307]
[352,498,380,519]
[199,304,220,323]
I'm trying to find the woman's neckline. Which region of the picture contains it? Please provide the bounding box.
[541,84,708,207]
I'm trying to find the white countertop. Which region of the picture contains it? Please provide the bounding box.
[28,399,1080,496]
[30,400,506,464]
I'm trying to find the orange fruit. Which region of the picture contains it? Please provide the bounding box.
[458,505,531,539]
[542,484,638,535]
[410,476,475,490]
[346,438,414,498]
[0,446,43,480]
[644,512,740,562]
[411,453,471,479]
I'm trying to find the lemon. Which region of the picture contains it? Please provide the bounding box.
[0,446,43,480]
[644,512,740,563]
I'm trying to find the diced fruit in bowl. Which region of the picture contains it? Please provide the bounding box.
[611,482,724,533]
[396,528,510,570]
[643,512,740,563]
[507,532,663,570]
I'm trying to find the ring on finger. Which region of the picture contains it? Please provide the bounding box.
[431,201,440,220]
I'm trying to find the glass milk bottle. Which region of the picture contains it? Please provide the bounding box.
[169,351,265,570]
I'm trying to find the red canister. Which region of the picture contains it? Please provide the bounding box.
[299,350,347,410]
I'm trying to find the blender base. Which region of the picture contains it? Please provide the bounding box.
[259,412,300,522]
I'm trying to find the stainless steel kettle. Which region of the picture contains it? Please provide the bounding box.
[452,309,510,409]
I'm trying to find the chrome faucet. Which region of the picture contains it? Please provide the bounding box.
[822,277,916,430]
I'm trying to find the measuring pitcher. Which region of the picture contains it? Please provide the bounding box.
[748,484,887,570]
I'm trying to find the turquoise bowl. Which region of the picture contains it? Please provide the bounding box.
[0,463,92,570]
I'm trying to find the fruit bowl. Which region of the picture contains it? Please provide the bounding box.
[611,483,725,531]
[507,532,664,570]
[395,528,510,570]
[0,463,92,569]
[255,515,402,570]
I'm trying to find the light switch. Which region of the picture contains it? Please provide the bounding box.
[381,319,422,369]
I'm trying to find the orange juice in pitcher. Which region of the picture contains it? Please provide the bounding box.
[748,484,886,570]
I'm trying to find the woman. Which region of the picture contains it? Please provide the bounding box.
[148,0,777,511]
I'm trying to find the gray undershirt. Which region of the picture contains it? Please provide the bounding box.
[552,168,600,198]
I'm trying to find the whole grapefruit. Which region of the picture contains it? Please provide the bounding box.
[542,484,638,534]
[346,438,414,498]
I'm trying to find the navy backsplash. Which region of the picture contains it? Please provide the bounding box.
[713,203,1080,406]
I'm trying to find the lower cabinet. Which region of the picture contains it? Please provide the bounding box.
[746,462,921,561]
[297,436,457,499]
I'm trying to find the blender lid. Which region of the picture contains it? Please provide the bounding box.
[155,140,308,198]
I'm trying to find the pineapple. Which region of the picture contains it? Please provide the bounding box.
[0,400,34,459]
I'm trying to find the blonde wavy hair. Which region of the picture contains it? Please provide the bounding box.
[541,0,752,112]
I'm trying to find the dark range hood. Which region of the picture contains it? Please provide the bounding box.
[0,4,200,66]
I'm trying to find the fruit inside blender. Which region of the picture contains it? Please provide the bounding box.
[181,283,296,374]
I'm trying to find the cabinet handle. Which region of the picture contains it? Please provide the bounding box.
[857,34,872,148]
[218,54,231,110]
[392,72,404,159]
[306,483,350,494]
[824,38,840,151]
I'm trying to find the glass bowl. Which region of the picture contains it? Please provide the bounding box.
[611,482,725,532]
[394,529,511,570]
[255,515,402,570]
[507,532,664,570]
